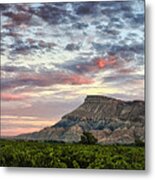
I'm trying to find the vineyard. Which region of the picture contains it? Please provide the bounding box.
[0,139,145,169]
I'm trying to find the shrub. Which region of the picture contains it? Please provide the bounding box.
[0,139,144,169]
[80,132,98,145]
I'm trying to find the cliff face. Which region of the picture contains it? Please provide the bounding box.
[62,95,144,122]
[16,95,145,144]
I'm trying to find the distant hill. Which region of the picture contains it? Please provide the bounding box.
[16,95,145,144]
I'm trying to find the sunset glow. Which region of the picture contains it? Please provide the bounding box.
[1,1,144,136]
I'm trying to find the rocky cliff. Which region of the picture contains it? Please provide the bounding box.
[16,95,145,144]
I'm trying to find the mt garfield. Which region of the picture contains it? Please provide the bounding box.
[16,95,145,144]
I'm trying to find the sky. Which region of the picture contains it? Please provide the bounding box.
[0,0,145,136]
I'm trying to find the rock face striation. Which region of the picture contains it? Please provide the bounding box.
[16,95,145,144]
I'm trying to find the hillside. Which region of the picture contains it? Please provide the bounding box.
[16,95,145,144]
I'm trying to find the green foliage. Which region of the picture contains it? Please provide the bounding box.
[80,132,98,145]
[0,139,145,169]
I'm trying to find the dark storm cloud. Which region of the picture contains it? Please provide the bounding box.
[3,10,32,25]
[110,43,144,55]
[123,12,144,26]
[1,65,32,73]
[9,38,56,56]
[34,4,68,25]
[13,44,38,55]
[103,28,120,36]
[1,3,75,27]
[92,42,110,52]
[100,1,132,17]
[72,22,88,30]
[31,2,99,26]
[131,14,144,25]
[1,4,59,56]
[99,0,132,9]
[1,1,144,74]
[65,43,80,51]
[8,39,36,55]
[109,18,124,29]
[0,4,8,11]
[1,1,144,60]
[95,21,124,37]
[75,2,97,15]
[92,42,144,59]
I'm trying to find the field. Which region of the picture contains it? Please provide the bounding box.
[0,139,145,169]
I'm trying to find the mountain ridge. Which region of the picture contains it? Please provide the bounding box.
[15,95,145,144]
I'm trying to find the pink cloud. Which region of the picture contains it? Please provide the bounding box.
[1,93,28,101]
[1,128,39,137]
[12,12,32,24]
[95,56,117,69]
[72,56,118,74]
[118,68,136,74]
[1,71,94,91]
[61,73,93,85]
[19,71,93,85]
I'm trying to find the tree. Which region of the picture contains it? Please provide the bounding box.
[80,132,97,145]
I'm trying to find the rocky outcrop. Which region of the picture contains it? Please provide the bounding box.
[16,95,145,144]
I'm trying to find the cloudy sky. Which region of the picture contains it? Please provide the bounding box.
[1,0,145,136]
